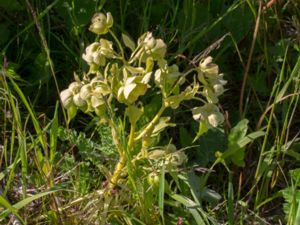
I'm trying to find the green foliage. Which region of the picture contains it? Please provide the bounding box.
[282,169,300,225]
[58,125,117,162]
[219,119,265,167]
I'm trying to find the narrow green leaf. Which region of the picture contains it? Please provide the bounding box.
[170,193,205,225]
[50,102,59,164]
[275,56,300,103]
[295,200,300,225]
[10,78,47,151]
[0,189,60,219]
[159,164,165,225]
[0,195,24,223]
[238,130,265,148]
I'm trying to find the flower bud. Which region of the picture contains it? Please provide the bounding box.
[144,33,156,49]
[167,151,187,166]
[213,84,224,96]
[136,32,167,62]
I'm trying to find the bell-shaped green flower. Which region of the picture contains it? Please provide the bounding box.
[192,103,224,128]
[68,82,81,94]
[148,144,187,167]
[91,95,105,108]
[198,56,219,78]
[89,12,113,35]
[166,150,187,167]
[73,93,87,107]
[82,39,114,72]
[60,89,74,109]
[79,84,92,100]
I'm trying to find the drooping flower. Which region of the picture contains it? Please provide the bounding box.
[89,12,113,35]
[82,39,114,72]
[60,89,74,109]
[192,103,224,128]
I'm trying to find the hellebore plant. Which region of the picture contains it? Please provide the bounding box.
[60,12,226,199]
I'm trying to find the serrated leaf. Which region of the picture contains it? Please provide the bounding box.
[122,33,136,51]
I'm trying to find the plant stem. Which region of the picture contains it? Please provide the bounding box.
[107,153,126,190]
[135,103,166,141]
[128,124,136,150]
[106,120,126,191]
[109,30,125,60]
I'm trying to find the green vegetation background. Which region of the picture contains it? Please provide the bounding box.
[1,0,300,224]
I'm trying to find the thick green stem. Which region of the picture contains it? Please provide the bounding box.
[128,124,136,150]
[107,153,126,189]
[107,120,126,191]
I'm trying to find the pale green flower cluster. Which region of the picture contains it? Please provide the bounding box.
[60,75,111,119]
[190,56,227,128]
[60,12,226,132]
